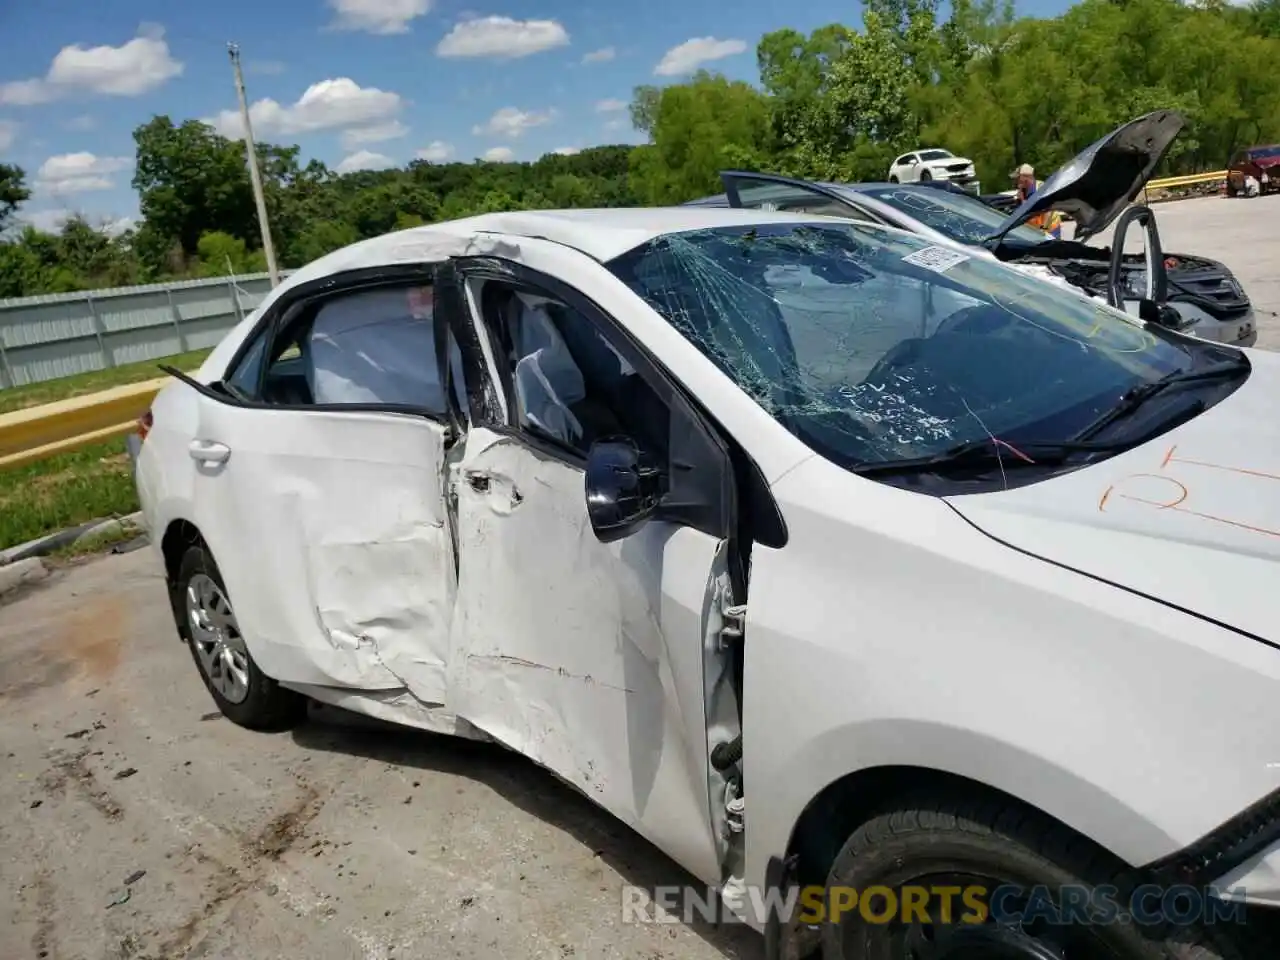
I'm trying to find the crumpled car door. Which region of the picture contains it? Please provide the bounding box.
[182,301,461,705]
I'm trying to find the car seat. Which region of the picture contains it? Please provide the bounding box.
[510,293,587,445]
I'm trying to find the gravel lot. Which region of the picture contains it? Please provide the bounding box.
[0,549,759,960]
[0,192,1274,960]
[1069,192,1280,350]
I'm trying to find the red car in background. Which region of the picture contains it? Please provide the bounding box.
[1227,144,1280,196]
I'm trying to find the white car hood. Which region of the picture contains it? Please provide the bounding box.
[945,347,1280,643]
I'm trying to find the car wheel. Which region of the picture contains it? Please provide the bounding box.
[819,795,1239,960]
[889,175,899,184]
[176,545,306,731]
[920,169,933,181]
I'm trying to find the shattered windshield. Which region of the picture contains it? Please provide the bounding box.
[606,222,1190,471]
[856,185,1051,249]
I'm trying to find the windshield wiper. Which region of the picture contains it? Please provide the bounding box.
[852,435,1127,477]
[1073,357,1248,443]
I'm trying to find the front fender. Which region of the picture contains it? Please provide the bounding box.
[742,455,1280,902]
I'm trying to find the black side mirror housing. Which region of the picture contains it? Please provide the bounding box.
[1107,204,1169,310]
[1138,298,1191,331]
[584,437,663,543]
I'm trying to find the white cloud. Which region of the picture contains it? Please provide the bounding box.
[653,37,747,76]
[553,146,580,156]
[101,215,137,236]
[472,106,555,139]
[483,146,514,162]
[0,27,183,105]
[582,46,615,64]
[205,78,403,142]
[437,16,569,59]
[35,152,132,194]
[328,0,433,34]
[341,119,408,149]
[20,209,71,232]
[595,98,626,113]
[66,115,97,131]
[335,149,397,173]
[0,120,15,151]
[415,140,454,162]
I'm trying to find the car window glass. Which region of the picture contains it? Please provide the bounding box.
[799,199,876,222]
[732,179,848,215]
[479,282,671,462]
[606,222,1191,470]
[860,185,1049,247]
[917,149,953,162]
[255,284,466,413]
[224,333,267,399]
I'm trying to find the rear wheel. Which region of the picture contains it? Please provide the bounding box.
[176,545,306,731]
[819,795,1238,960]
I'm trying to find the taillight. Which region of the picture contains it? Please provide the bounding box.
[137,409,153,442]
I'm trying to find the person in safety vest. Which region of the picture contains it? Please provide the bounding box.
[1013,163,1063,239]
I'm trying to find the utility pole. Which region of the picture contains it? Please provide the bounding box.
[227,42,280,287]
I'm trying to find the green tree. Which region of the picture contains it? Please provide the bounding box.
[628,71,773,204]
[0,164,29,231]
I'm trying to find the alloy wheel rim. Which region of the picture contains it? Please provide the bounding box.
[186,573,250,704]
[839,870,1128,960]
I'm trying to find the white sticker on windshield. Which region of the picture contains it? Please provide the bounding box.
[902,245,970,273]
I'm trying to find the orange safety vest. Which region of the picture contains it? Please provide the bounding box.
[1023,180,1064,238]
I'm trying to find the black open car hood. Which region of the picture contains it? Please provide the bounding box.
[988,110,1185,245]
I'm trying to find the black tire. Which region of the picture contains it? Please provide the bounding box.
[920,169,933,181]
[819,794,1240,960]
[889,175,899,184]
[174,544,306,731]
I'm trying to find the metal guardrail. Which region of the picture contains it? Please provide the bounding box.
[0,271,284,391]
[0,376,168,471]
[1146,170,1227,190]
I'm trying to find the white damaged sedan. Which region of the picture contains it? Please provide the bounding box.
[135,206,1279,959]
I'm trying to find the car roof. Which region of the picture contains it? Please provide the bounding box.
[329,206,846,265]
[197,204,860,385]
[682,180,930,208]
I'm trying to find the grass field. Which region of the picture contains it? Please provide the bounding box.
[0,348,212,415]
[0,348,212,550]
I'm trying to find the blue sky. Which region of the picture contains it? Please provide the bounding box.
[0,0,1074,232]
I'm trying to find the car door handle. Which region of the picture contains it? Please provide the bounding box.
[188,440,231,463]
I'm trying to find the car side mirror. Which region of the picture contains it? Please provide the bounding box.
[1138,298,1195,333]
[584,437,663,544]
[1107,204,1168,310]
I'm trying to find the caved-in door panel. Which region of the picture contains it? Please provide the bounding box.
[447,427,725,882]
[191,401,455,700]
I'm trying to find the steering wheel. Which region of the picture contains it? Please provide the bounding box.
[864,337,925,385]
[935,303,1008,338]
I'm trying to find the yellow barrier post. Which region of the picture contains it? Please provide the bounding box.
[1145,170,1227,191]
[0,376,169,471]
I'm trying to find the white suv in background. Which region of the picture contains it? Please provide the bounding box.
[887,147,978,192]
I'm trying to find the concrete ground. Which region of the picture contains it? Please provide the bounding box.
[0,548,761,960]
[1067,192,1280,350]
